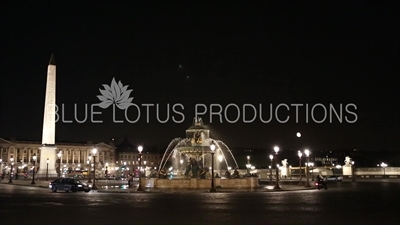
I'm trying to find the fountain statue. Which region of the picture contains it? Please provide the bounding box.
[158,117,239,178]
[344,156,352,167]
[342,156,353,176]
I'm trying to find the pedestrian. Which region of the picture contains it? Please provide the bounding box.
[128,174,133,187]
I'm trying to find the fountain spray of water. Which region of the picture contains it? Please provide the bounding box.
[158,137,181,173]
[216,140,239,169]
[159,138,239,176]
[159,138,191,171]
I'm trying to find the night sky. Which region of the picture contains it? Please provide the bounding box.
[1,1,398,152]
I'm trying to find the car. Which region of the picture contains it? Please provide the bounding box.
[326,175,343,181]
[49,178,91,193]
[69,174,85,179]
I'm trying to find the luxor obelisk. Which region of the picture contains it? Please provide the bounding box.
[37,54,58,178]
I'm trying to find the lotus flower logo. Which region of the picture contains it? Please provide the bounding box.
[97,78,134,110]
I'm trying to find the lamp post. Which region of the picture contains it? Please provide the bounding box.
[218,155,223,177]
[310,162,314,181]
[304,149,311,187]
[335,165,342,176]
[137,146,144,191]
[298,151,303,185]
[246,163,251,177]
[209,143,216,192]
[351,161,355,182]
[114,166,118,178]
[9,156,14,183]
[380,162,387,176]
[91,148,98,190]
[87,155,92,183]
[246,156,251,176]
[143,161,147,177]
[46,158,49,181]
[269,154,273,182]
[273,146,280,189]
[0,159,3,181]
[179,159,183,170]
[31,154,37,184]
[57,151,62,178]
[105,162,108,180]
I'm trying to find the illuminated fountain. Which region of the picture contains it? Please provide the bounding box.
[142,117,258,189]
[158,117,239,178]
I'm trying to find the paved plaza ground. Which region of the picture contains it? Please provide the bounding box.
[1,178,399,225]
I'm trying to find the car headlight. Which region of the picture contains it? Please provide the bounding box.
[78,185,82,187]
[49,185,52,188]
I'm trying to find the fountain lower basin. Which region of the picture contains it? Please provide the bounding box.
[141,177,259,189]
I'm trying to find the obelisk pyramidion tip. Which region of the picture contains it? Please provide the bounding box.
[49,53,56,65]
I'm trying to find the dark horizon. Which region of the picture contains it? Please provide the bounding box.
[1,1,399,152]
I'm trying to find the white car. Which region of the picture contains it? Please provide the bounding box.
[326,175,343,181]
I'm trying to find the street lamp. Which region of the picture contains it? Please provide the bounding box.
[91,148,98,190]
[246,163,251,177]
[46,158,49,181]
[137,145,144,191]
[273,146,280,189]
[115,166,119,178]
[57,151,62,178]
[31,154,37,184]
[298,151,303,185]
[9,156,14,183]
[269,154,273,182]
[0,159,3,181]
[310,162,314,181]
[87,155,92,183]
[246,156,251,176]
[304,149,311,187]
[105,162,108,180]
[179,159,184,177]
[218,155,223,177]
[143,161,147,177]
[210,143,216,192]
[380,162,387,176]
[351,161,355,182]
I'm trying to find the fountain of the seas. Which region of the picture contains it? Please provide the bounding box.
[141,117,259,189]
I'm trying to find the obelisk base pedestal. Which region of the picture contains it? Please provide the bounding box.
[36,145,58,178]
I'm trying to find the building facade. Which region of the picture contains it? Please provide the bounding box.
[0,137,161,178]
[115,137,161,178]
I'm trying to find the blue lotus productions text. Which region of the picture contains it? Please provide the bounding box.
[54,103,358,124]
